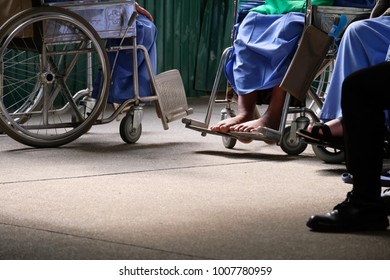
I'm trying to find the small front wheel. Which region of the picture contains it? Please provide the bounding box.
[222,135,237,149]
[120,113,142,144]
[280,126,308,155]
[220,108,237,149]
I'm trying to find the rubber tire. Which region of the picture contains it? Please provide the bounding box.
[312,144,345,164]
[280,126,308,155]
[120,113,142,144]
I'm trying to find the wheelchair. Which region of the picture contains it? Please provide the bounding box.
[182,0,372,163]
[0,0,192,148]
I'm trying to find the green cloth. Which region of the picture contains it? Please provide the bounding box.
[251,0,334,15]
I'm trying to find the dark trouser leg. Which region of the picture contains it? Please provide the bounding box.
[341,62,390,202]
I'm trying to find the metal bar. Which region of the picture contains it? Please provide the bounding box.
[306,0,313,26]
[203,47,233,127]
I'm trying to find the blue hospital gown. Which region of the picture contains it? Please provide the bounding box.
[320,16,390,121]
[93,14,157,104]
[225,11,305,95]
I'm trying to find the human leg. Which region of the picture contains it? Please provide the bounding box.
[307,63,390,232]
[342,63,390,201]
[210,86,287,133]
[212,12,304,133]
[210,91,258,133]
[295,118,344,147]
[230,86,287,132]
[92,15,157,104]
[309,118,343,137]
[319,17,390,122]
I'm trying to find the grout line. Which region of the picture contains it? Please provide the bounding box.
[0,161,257,185]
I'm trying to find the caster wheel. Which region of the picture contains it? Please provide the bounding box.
[280,126,308,155]
[222,135,237,149]
[120,113,142,143]
[220,109,237,149]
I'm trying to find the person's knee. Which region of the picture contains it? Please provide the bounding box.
[344,19,372,38]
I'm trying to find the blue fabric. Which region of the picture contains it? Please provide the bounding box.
[225,12,305,95]
[320,16,390,121]
[333,0,376,9]
[93,14,157,104]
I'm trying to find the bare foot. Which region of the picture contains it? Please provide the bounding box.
[230,119,264,132]
[230,114,280,133]
[229,115,280,145]
[210,114,253,133]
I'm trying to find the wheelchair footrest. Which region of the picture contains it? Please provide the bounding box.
[184,121,281,142]
[155,69,193,123]
[230,127,281,142]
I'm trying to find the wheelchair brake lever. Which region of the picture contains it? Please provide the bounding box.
[128,11,138,27]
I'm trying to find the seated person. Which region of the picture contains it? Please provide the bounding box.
[296,1,390,229]
[307,62,390,232]
[297,0,390,144]
[92,2,157,105]
[211,0,334,135]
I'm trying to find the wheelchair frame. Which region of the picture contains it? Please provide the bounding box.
[0,0,192,148]
[182,0,371,163]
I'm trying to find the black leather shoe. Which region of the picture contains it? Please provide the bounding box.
[307,193,389,232]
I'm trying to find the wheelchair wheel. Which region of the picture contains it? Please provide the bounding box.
[312,144,345,164]
[119,111,142,144]
[307,59,334,116]
[280,126,308,155]
[220,108,237,149]
[0,7,110,148]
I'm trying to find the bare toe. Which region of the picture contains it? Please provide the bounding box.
[231,119,262,132]
[211,115,252,133]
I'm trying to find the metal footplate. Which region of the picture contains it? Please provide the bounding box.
[230,126,281,142]
[182,118,281,142]
[154,69,193,124]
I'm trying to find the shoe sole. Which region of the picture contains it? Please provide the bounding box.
[296,130,343,149]
[341,172,390,187]
[307,220,389,232]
